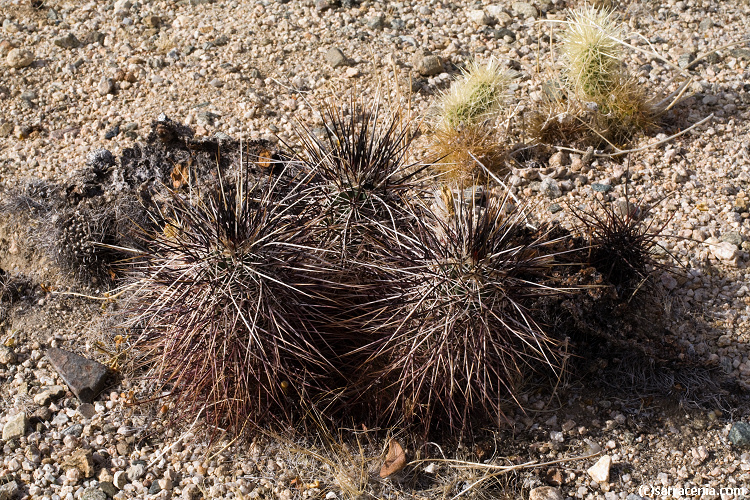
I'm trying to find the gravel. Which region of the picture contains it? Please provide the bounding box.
[2,0,750,498]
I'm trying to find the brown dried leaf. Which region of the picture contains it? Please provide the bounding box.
[170,162,190,189]
[256,149,275,170]
[379,439,406,478]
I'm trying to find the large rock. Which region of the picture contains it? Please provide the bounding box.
[468,10,491,25]
[512,1,537,18]
[54,33,81,49]
[587,455,612,483]
[0,346,16,366]
[0,481,20,500]
[2,412,27,441]
[729,422,750,448]
[46,348,109,403]
[81,488,107,500]
[530,486,563,500]
[97,76,115,96]
[710,240,738,261]
[413,53,443,76]
[325,47,348,68]
[33,385,67,406]
[540,178,562,199]
[6,48,34,68]
[62,448,94,478]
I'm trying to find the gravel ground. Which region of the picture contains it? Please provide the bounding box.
[2,0,750,498]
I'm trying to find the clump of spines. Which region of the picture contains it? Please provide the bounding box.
[561,5,623,102]
[112,96,678,439]
[439,60,513,129]
[431,60,515,183]
[293,98,423,259]
[127,167,343,432]
[571,197,668,297]
[355,186,572,433]
[531,5,659,149]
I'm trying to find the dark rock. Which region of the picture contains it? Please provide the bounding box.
[142,15,161,28]
[591,183,612,193]
[315,0,337,11]
[85,31,106,45]
[721,231,743,247]
[104,126,120,140]
[54,33,81,49]
[729,422,750,448]
[541,178,562,199]
[548,203,562,214]
[62,424,84,437]
[99,481,117,498]
[45,348,109,403]
[30,406,52,422]
[78,403,96,419]
[367,14,385,30]
[148,480,162,495]
[492,27,516,41]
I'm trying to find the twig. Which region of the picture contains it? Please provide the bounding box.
[408,451,600,471]
[467,151,520,206]
[52,283,137,302]
[147,408,205,468]
[686,38,749,70]
[435,452,602,499]
[553,113,714,158]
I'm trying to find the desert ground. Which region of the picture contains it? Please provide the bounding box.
[2,0,750,499]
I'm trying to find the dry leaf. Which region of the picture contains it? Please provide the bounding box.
[379,439,406,478]
[256,149,275,170]
[171,161,191,189]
